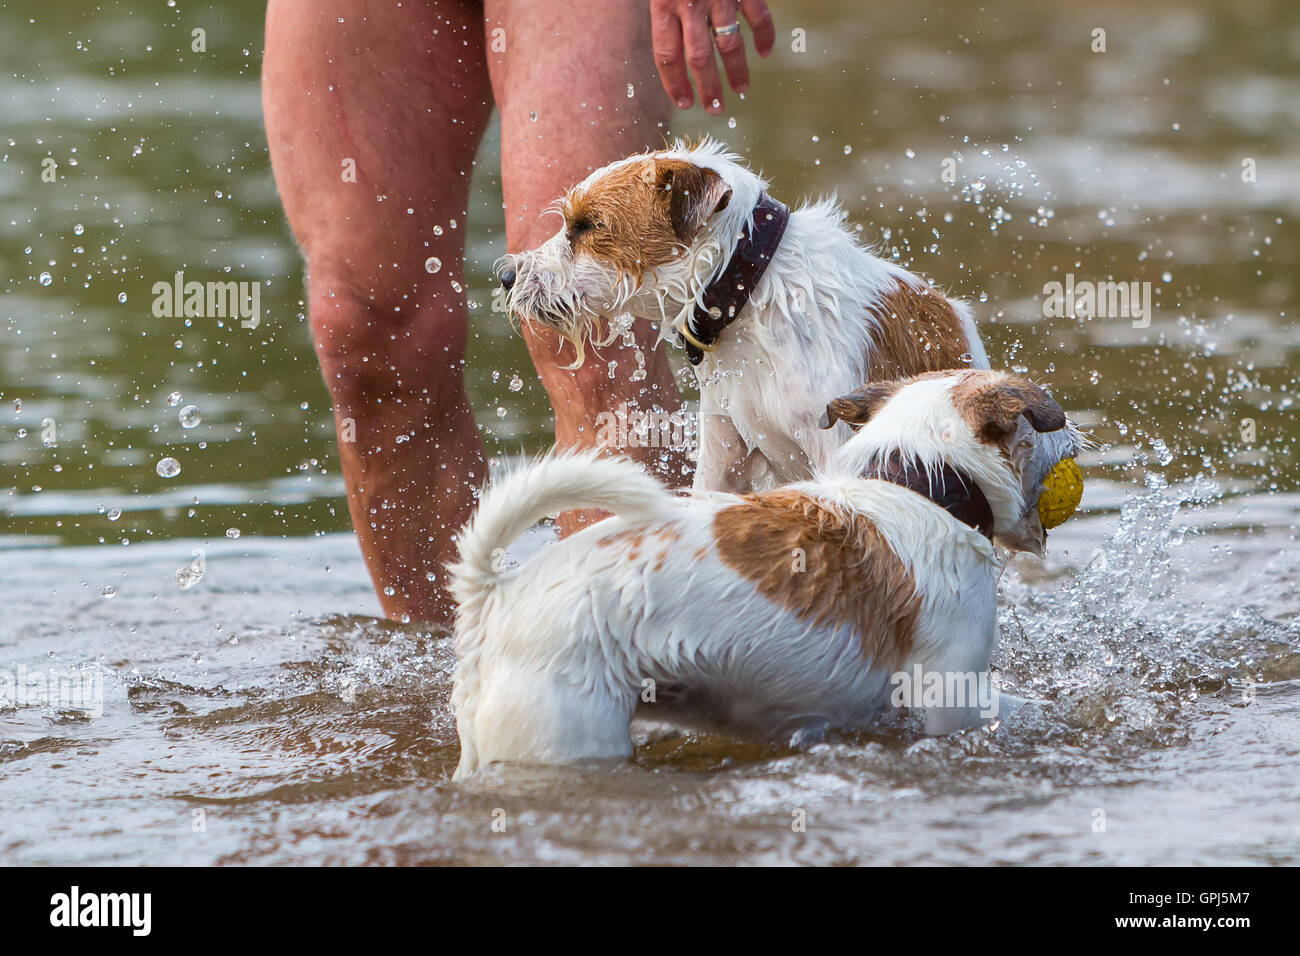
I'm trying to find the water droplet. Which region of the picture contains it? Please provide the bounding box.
[226,527,240,539]
[843,145,853,155]
[727,116,737,129]
[101,586,117,599]
[16,427,27,438]
[39,272,52,286]
[626,83,635,98]
[117,292,128,304]
[383,585,396,596]
[424,256,442,274]
[175,563,204,590]
[11,399,20,412]
[156,457,181,478]
[166,390,182,406]
[107,508,121,521]
[178,405,201,428]
[508,374,523,392]
[528,110,538,122]
[73,223,84,236]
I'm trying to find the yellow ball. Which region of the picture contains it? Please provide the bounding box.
[1037,457,1084,529]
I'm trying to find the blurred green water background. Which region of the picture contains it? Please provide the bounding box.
[3,0,1297,550]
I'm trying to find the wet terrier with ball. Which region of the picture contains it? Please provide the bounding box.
[450,369,1084,777]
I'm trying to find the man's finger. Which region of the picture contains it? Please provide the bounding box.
[681,10,723,113]
[740,0,775,57]
[709,0,750,94]
[651,10,694,109]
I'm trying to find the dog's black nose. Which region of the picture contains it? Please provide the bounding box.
[500,267,516,291]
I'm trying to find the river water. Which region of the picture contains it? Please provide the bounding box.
[2,0,1298,864]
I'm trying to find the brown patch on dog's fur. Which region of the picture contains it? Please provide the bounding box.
[867,280,971,379]
[712,489,920,669]
[562,157,731,283]
[597,523,682,565]
[950,372,1066,444]
[596,526,647,550]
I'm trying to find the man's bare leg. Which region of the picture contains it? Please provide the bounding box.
[263,0,492,627]
[486,0,688,523]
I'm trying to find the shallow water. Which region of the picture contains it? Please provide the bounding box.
[2,0,1299,864]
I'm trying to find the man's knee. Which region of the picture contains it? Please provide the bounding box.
[305,254,468,405]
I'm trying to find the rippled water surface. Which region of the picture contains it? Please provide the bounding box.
[2,0,1298,864]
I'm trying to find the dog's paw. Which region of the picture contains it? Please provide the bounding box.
[993,692,1049,723]
[786,717,830,749]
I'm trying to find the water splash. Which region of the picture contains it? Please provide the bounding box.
[995,474,1299,749]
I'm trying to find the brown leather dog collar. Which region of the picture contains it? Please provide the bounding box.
[677,193,790,365]
[870,453,994,537]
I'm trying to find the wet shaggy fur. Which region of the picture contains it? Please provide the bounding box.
[449,370,1083,778]
[500,139,991,493]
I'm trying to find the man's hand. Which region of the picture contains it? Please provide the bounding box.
[651,0,776,114]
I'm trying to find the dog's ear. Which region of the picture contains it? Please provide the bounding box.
[961,378,1067,441]
[820,382,899,429]
[653,160,732,240]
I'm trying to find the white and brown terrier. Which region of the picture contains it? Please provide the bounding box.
[450,370,1082,778]
[499,138,989,492]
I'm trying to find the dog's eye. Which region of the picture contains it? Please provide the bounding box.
[567,218,597,240]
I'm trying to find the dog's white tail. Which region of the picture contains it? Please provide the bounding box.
[449,451,679,627]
